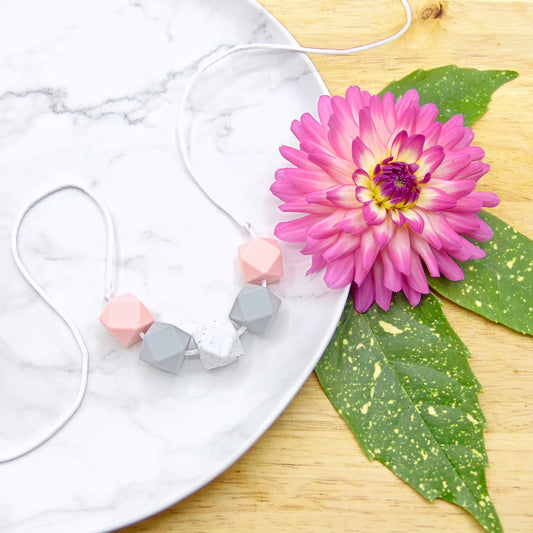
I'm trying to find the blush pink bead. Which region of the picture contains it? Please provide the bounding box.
[238,237,284,285]
[99,293,155,347]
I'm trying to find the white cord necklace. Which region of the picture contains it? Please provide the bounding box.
[2,0,412,463]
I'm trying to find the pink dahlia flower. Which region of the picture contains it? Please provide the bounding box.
[271,87,499,313]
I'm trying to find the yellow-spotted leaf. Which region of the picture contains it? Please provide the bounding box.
[429,211,533,335]
[380,65,518,126]
[316,293,502,533]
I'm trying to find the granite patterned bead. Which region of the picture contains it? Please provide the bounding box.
[229,284,281,335]
[99,293,154,347]
[196,318,244,370]
[238,237,284,285]
[139,322,194,374]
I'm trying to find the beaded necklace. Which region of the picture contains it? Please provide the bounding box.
[2,0,412,463]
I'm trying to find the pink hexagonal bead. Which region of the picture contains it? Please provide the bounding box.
[238,237,284,285]
[99,293,155,347]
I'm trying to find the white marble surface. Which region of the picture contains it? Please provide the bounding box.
[0,1,348,532]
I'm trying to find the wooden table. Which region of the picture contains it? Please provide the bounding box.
[119,1,533,531]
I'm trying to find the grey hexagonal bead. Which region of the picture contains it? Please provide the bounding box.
[229,284,281,335]
[139,321,193,374]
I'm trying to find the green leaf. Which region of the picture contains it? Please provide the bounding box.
[380,65,518,126]
[316,293,502,533]
[429,210,533,335]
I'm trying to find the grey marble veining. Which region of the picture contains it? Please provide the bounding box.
[0,1,347,532]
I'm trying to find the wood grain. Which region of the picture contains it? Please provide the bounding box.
[118,1,533,531]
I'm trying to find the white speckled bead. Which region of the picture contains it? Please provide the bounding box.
[196,318,244,370]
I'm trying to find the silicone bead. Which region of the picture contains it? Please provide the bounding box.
[238,237,284,285]
[196,319,244,370]
[229,284,281,335]
[139,322,194,374]
[99,293,154,347]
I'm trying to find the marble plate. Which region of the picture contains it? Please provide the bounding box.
[0,1,348,532]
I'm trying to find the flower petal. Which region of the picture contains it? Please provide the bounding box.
[299,112,329,145]
[396,133,425,163]
[418,145,445,175]
[330,95,359,137]
[352,137,376,172]
[417,211,443,249]
[275,167,338,193]
[301,234,339,255]
[463,145,485,161]
[405,253,429,293]
[322,232,361,262]
[433,249,465,281]
[280,199,333,214]
[270,178,300,201]
[453,160,490,182]
[428,212,465,251]
[381,91,397,132]
[448,238,486,262]
[300,138,334,155]
[335,208,367,235]
[394,105,417,137]
[454,127,475,150]
[328,115,354,160]
[304,189,335,207]
[395,88,419,116]
[372,257,393,311]
[428,178,476,198]
[417,187,458,210]
[386,225,411,276]
[419,121,442,147]
[359,107,387,160]
[308,150,355,184]
[360,229,380,271]
[352,274,376,313]
[325,185,357,209]
[449,196,483,213]
[279,145,317,170]
[355,186,374,204]
[306,253,327,275]
[401,282,423,307]
[353,169,371,188]
[389,208,406,226]
[369,94,391,141]
[402,208,425,233]
[416,102,439,131]
[390,130,408,160]
[324,254,355,289]
[410,234,440,277]
[352,248,368,285]
[444,211,481,234]
[307,210,346,238]
[470,191,500,208]
[431,152,471,180]
[363,202,388,225]
[317,95,333,126]
[438,125,465,150]
[274,215,322,242]
[467,217,493,241]
[372,215,396,247]
[381,247,402,291]
[345,86,371,121]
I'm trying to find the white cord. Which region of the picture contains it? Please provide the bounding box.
[3,1,413,463]
[176,0,413,238]
[2,184,116,463]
